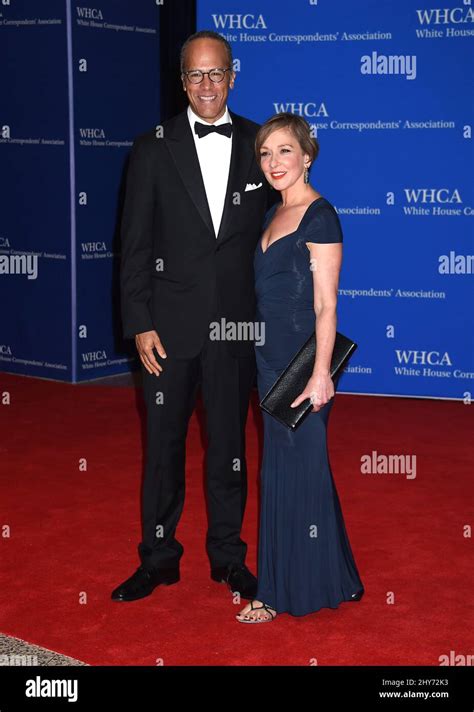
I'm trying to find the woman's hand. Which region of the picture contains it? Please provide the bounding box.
[290,372,334,412]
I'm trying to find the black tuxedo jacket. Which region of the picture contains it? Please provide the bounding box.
[120,108,278,358]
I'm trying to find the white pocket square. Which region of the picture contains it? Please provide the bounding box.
[245,182,262,192]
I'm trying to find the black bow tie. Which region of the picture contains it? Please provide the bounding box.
[194,121,233,139]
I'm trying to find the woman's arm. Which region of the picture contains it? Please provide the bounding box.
[291,241,343,411]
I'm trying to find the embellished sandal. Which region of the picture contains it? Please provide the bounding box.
[236,600,277,624]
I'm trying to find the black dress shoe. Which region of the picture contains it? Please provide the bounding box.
[211,563,257,600]
[111,565,179,602]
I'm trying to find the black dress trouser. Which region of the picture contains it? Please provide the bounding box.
[138,326,256,572]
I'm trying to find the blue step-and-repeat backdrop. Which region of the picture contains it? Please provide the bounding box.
[0,0,159,382]
[1,1,472,399]
[197,0,474,400]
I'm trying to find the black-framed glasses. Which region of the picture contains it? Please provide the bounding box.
[182,67,232,84]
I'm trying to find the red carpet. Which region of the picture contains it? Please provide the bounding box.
[0,373,472,665]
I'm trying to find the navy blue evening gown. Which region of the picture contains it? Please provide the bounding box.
[254,197,364,616]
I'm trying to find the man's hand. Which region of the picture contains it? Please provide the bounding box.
[135,330,167,376]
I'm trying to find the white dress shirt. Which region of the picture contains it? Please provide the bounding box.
[187,104,232,238]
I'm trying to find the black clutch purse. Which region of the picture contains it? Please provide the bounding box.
[259,331,357,430]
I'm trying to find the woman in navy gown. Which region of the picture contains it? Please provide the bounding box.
[236,113,364,623]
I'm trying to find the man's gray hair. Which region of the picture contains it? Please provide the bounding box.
[180,30,233,73]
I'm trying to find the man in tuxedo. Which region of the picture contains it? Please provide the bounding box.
[112,30,276,602]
